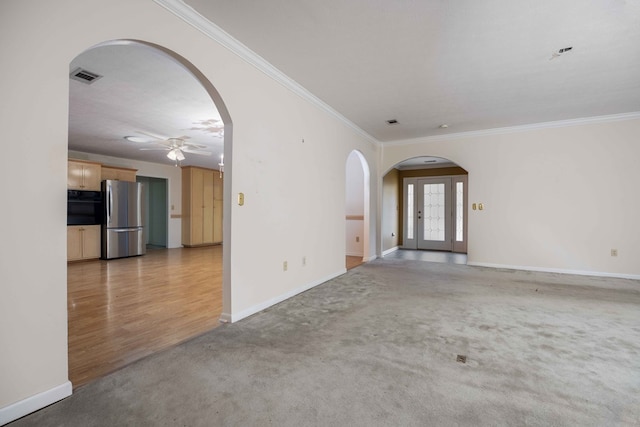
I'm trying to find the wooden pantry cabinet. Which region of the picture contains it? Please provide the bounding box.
[68,159,102,191]
[182,166,223,247]
[67,225,101,261]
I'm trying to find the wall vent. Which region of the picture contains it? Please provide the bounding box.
[70,67,103,84]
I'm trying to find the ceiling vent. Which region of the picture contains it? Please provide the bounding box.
[70,67,103,84]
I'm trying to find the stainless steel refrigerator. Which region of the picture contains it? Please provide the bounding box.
[102,180,145,259]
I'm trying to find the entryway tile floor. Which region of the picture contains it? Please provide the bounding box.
[384,249,467,264]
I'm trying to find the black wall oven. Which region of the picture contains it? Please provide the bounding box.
[67,190,103,225]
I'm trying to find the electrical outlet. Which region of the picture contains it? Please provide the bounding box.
[611,249,618,257]
[356,236,360,242]
[283,261,288,271]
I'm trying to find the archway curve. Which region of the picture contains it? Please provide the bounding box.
[345,150,371,267]
[119,39,235,322]
[381,155,469,259]
[381,155,468,178]
[67,38,233,384]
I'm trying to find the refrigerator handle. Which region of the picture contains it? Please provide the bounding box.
[107,183,112,222]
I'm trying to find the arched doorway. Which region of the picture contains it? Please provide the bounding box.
[381,156,468,262]
[345,150,370,269]
[67,39,232,387]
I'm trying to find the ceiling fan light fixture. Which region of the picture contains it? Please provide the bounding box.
[167,148,178,161]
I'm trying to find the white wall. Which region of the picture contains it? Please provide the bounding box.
[383,116,640,277]
[68,151,183,248]
[0,0,377,420]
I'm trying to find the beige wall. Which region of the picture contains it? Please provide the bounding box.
[383,117,640,276]
[0,0,377,416]
[381,169,399,252]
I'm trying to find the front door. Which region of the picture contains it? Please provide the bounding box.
[417,178,452,250]
[403,175,467,252]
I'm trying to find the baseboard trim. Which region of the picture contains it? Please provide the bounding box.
[346,252,364,257]
[0,381,72,426]
[382,246,399,256]
[364,255,377,262]
[229,269,346,323]
[467,262,640,280]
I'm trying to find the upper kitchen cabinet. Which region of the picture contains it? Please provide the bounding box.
[68,159,102,190]
[101,165,137,182]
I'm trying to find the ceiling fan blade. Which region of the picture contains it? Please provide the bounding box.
[139,147,170,151]
[183,142,207,150]
[182,148,212,156]
[136,131,167,141]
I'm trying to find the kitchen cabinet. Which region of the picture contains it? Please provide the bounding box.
[101,165,137,182]
[67,225,101,261]
[182,166,223,246]
[68,159,102,190]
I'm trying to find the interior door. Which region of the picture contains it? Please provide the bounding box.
[417,178,452,251]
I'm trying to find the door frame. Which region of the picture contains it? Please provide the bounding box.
[402,174,468,253]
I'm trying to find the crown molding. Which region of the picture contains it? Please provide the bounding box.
[153,0,379,146]
[385,111,640,147]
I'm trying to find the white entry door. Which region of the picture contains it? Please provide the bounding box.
[417,178,452,250]
[403,176,467,252]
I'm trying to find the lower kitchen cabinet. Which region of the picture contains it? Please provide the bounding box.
[67,225,101,261]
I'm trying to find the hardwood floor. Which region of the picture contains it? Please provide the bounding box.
[68,246,223,388]
[346,255,363,270]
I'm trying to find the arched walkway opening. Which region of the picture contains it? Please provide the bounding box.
[66,39,232,387]
[345,150,370,269]
[381,156,468,264]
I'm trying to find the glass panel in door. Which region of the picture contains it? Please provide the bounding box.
[402,178,418,249]
[452,176,468,253]
[417,178,452,251]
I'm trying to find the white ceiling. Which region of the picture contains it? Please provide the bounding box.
[69,1,640,169]
[185,0,640,141]
[69,41,223,169]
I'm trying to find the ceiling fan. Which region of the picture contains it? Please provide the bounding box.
[128,132,212,163]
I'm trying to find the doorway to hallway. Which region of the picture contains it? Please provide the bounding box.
[137,176,168,248]
[345,150,370,266]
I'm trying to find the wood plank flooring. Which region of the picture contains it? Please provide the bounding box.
[346,256,363,270]
[68,246,223,388]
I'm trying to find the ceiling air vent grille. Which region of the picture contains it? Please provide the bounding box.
[70,67,103,84]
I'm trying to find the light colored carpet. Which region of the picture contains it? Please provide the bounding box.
[10,257,640,426]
